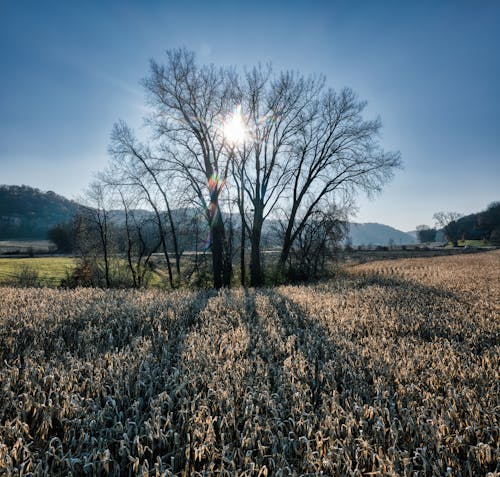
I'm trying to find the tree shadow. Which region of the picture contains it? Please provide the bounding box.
[221,287,388,473]
[255,288,383,406]
[3,276,496,475]
[0,289,216,475]
[13,289,216,363]
[234,277,497,474]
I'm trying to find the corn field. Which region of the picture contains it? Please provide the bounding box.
[0,251,499,476]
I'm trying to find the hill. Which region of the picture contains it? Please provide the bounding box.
[0,185,82,240]
[347,222,417,246]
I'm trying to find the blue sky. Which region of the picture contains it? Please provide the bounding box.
[1,0,499,230]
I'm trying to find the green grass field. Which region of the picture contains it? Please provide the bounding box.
[442,239,493,248]
[457,239,491,247]
[0,257,77,286]
[0,257,170,288]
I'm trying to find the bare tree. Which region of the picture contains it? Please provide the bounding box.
[106,130,181,288]
[100,48,401,288]
[229,68,399,284]
[287,203,349,281]
[232,66,321,286]
[142,48,237,289]
[118,190,159,288]
[78,181,113,287]
[277,87,401,273]
[433,211,463,247]
[231,149,247,286]
[107,122,181,287]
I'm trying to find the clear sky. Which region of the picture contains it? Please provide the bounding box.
[1,0,499,231]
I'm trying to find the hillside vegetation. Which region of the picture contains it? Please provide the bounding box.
[0,251,498,475]
[0,185,81,240]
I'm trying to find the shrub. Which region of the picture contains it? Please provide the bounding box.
[14,264,40,287]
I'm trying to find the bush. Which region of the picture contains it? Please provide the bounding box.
[60,260,93,288]
[14,264,40,287]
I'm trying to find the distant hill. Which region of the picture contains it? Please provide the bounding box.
[0,185,82,240]
[0,184,433,247]
[347,222,417,246]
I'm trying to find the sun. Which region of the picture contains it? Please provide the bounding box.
[222,105,247,145]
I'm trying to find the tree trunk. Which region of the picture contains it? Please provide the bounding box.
[277,198,300,275]
[278,222,294,275]
[159,231,174,288]
[102,234,110,288]
[239,182,246,287]
[194,217,199,273]
[211,214,225,289]
[121,201,138,288]
[125,224,137,288]
[240,220,246,287]
[249,211,264,287]
[98,218,111,288]
[161,192,181,281]
[223,215,233,287]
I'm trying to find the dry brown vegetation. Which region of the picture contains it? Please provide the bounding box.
[0,251,499,476]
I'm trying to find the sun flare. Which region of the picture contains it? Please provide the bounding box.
[222,105,246,145]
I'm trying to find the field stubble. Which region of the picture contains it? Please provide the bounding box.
[0,251,498,475]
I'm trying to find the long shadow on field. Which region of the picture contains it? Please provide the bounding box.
[238,280,497,474]
[0,289,217,475]
[346,271,498,354]
[37,290,216,362]
[255,288,382,405]
[226,288,391,473]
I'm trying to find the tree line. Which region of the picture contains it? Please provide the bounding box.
[62,49,401,289]
[416,202,500,246]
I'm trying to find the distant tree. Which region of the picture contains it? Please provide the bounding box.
[416,224,437,243]
[490,226,500,245]
[47,222,75,253]
[344,236,353,252]
[433,212,462,247]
